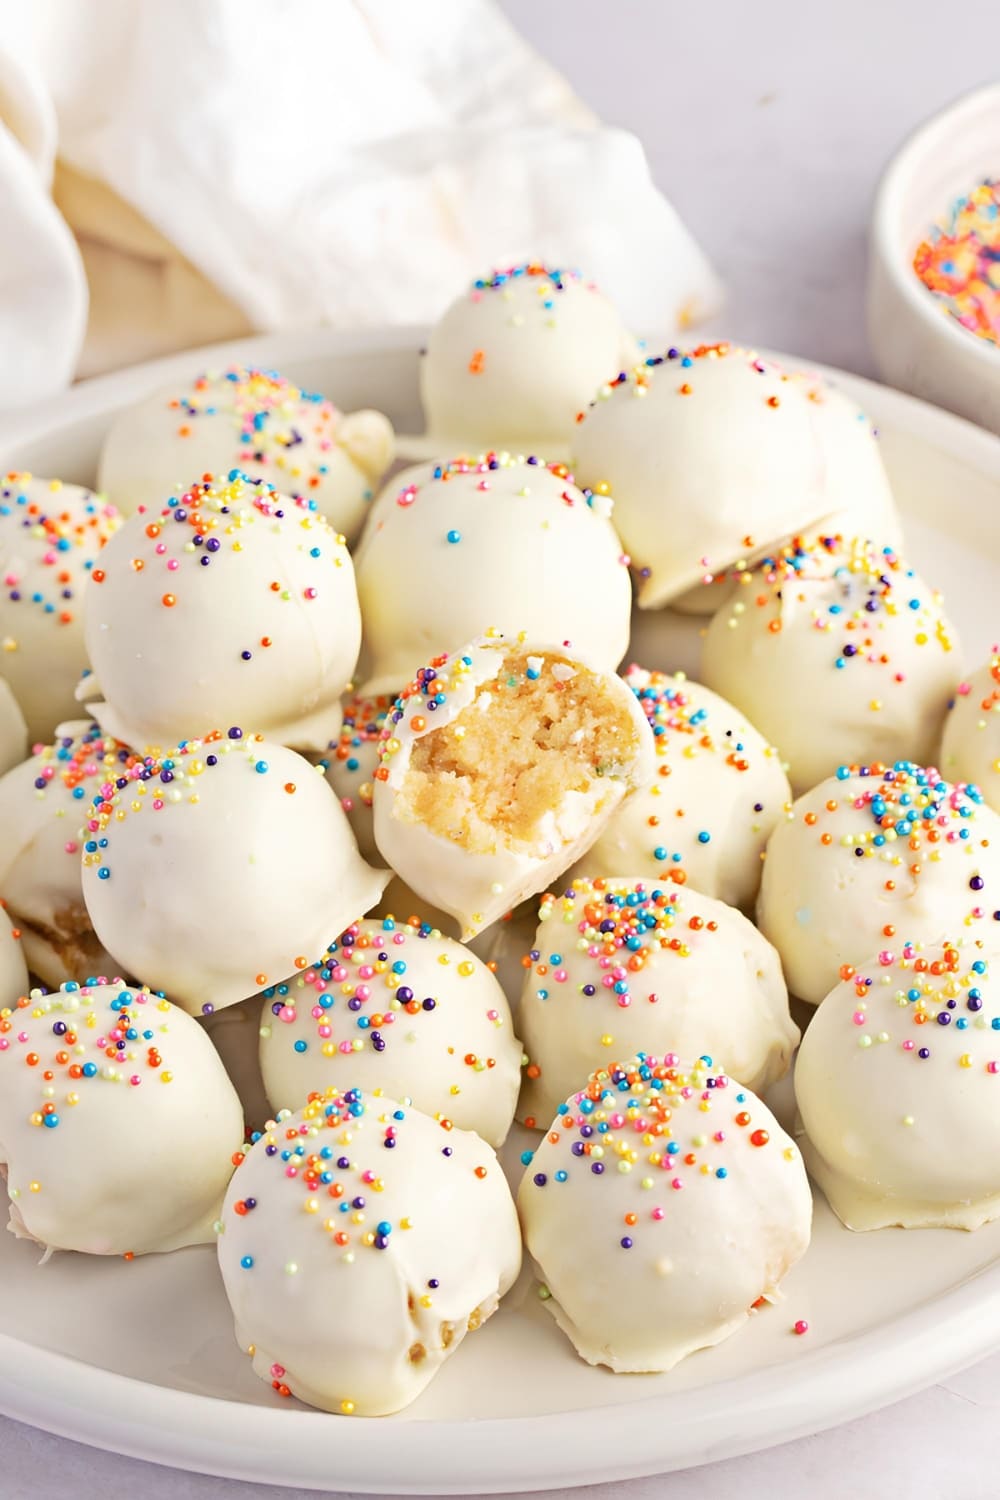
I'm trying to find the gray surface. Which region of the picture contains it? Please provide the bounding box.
[8,1,1000,1494]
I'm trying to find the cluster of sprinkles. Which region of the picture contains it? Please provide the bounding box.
[24,723,134,860]
[167,368,368,498]
[840,940,1000,1076]
[90,471,344,661]
[391,451,616,530]
[584,342,793,416]
[914,180,1000,345]
[0,981,176,1145]
[316,692,393,816]
[0,474,120,641]
[259,918,506,1076]
[522,1053,798,1253]
[624,665,780,864]
[715,536,955,685]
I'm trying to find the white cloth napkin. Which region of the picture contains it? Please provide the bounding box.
[0,0,721,408]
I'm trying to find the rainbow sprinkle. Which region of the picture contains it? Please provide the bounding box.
[914,180,1000,344]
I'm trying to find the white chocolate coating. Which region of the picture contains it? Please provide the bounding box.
[0,475,121,742]
[578,669,791,909]
[81,732,388,1017]
[354,454,632,696]
[518,1054,812,1372]
[795,938,1000,1230]
[80,472,361,754]
[570,344,832,608]
[0,678,27,778]
[313,690,394,861]
[757,763,1000,1005]
[940,654,1000,812]
[0,723,125,987]
[372,635,655,939]
[415,266,639,459]
[199,996,272,1136]
[0,980,243,1255]
[258,918,521,1147]
[518,880,797,1127]
[702,538,960,794]
[217,1087,522,1416]
[0,905,29,1010]
[98,367,394,542]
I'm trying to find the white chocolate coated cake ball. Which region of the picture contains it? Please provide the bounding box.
[757,763,1000,1005]
[81,472,361,753]
[518,1053,811,1372]
[570,344,832,609]
[354,454,632,696]
[939,653,1000,812]
[314,690,394,861]
[0,678,27,777]
[416,265,639,458]
[578,668,791,909]
[259,917,522,1147]
[217,1087,521,1415]
[99,367,394,541]
[804,378,903,547]
[0,475,121,742]
[81,732,387,1017]
[518,880,797,1129]
[795,938,1000,1230]
[702,538,959,795]
[373,635,655,938]
[0,905,29,1010]
[0,722,127,988]
[0,979,243,1255]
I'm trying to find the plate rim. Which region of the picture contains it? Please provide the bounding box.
[2,327,1000,1493]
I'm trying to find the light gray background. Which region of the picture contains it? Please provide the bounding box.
[7,2,1000,1496]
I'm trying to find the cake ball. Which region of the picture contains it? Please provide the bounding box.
[702,537,959,794]
[940,652,1000,811]
[98,366,394,541]
[415,264,639,458]
[578,668,791,909]
[0,722,129,987]
[354,453,632,696]
[313,690,394,861]
[0,677,27,778]
[518,880,797,1128]
[518,1053,812,1372]
[0,474,121,742]
[81,731,388,1017]
[0,904,29,1010]
[795,938,1000,1230]
[571,344,835,609]
[757,762,1000,1006]
[200,997,272,1136]
[0,979,244,1255]
[217,1086,521,1415]
[80,472,361,753]
[373,634,655,939]
[259,918,521,1147]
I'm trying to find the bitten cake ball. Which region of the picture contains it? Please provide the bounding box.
[518,880,797,1128]
[940,652,1000,811]
[0,677,27,777]
[518,1053,811,1373]
[354,453,632,696]
[0,474,121,742]
[0,905,29,1010]
[80,472,361,753]
[0,980,244,1255]
[702,537,959,794]
[80,732,388,1017]
[259,917,521,1147]
[98,366,394,542]
[0,722,127,987]
[795,938,1000,1230]
[578,668,791,909]
[757,762,1000,1006]
[313,690,394,861]
[416,264,639,457]
[373,635,655,939]
[217,1087,522,1416]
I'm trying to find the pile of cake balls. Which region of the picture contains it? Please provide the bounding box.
[0,264,997,1418]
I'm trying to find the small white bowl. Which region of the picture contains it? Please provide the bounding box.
[869,83,1000,434]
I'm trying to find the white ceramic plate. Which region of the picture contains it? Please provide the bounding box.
[1,331,1000,1495]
